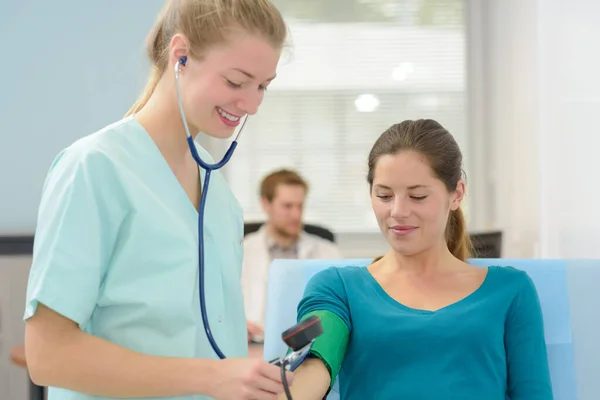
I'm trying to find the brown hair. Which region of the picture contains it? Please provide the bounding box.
[367,119,472,261]
[125,0,288,117]
[260,169,309,202]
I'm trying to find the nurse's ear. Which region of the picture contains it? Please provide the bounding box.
[169,33,190,69]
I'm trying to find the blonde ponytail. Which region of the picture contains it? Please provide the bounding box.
[124,67,162,117]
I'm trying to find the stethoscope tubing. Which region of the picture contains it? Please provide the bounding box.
[175,58,248,359]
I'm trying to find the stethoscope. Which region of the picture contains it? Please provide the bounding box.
[175,55,248,359]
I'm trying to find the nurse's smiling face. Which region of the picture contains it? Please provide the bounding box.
[172,33,282,139]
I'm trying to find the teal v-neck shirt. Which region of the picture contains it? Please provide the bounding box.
[25,116,247,400]
[297,265,554,400]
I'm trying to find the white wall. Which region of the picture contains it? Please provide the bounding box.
[476,0,542,257]
[477,0,600,258]
[537,0,600,258]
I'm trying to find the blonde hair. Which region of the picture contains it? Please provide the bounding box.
[125,0,288,117]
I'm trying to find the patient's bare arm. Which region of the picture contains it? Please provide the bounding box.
[278,358,331,400]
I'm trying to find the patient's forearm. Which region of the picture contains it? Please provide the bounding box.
[280,358,331,400]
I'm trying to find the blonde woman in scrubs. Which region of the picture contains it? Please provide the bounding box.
[22,1,293,399]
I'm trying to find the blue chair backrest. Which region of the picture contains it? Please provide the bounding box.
[263,258,600,400]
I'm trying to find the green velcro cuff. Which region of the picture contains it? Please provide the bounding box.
[301,310,350,389]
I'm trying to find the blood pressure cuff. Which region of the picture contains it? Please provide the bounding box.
[301,310,350,390]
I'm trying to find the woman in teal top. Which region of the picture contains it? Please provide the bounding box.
[285,120,553,399]
[23,1,293,400]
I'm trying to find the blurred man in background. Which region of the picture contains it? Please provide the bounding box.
[242,169,342,342]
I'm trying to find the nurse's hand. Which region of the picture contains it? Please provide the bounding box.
[208,358,294,399]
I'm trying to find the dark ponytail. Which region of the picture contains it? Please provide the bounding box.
[445,208,472,261]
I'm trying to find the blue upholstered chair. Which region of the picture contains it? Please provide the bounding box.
[262,258,600,400]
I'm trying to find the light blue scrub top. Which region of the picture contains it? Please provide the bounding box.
[24,116,248,400]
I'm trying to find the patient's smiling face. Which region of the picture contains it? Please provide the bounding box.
[366,119,468,259]
[371,150,464,257]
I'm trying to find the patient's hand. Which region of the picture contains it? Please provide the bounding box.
[247,321,264,342]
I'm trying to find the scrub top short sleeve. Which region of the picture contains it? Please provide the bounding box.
[24,117,248,400]
[25,143,125,328]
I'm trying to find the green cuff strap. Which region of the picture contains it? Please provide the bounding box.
[301,310,349,389]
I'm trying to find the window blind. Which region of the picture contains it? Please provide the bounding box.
[225,0,468,233]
